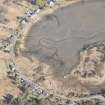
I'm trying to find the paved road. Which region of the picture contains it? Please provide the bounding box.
[25,0,105,78]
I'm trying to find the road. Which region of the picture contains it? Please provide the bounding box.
[25,0,105,78]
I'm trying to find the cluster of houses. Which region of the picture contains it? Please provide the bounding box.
[0,0,79,104]
[0,0,56,52]
[28,0,56,7]
[18,3,54,26]
[7,62,49,102]
[4,62,77,105]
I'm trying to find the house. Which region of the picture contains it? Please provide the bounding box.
[27,0,36,5]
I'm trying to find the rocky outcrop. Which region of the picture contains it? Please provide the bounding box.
[72,41,105,81]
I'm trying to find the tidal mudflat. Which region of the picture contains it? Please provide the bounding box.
[24,0,105,78]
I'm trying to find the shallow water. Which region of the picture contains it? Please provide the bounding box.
[25,0,105,78]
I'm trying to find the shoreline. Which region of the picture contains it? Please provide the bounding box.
[20,0,81,51]
[23,2,103,79]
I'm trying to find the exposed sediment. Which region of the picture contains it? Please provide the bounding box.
[24,0,105,79]
[1,0,105,105]
[19,1,105,104]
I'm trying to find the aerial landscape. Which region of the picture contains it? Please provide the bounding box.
[0,0,105,105]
